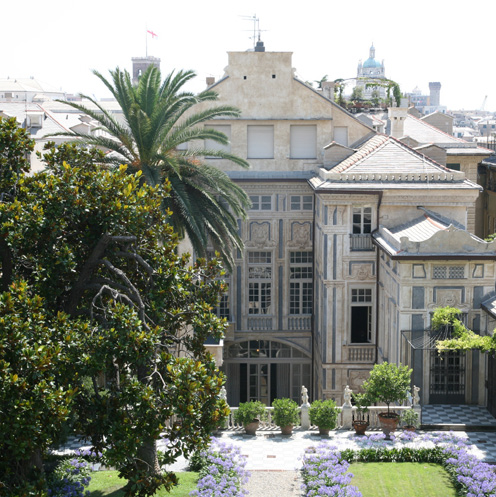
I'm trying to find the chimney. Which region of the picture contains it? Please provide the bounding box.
[321,81,335,102]
[388,105,408,138]
[254,39,265,52]
[206,77,215,87]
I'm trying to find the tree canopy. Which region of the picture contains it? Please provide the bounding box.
[0,121,229,496]
[50,66,251,269]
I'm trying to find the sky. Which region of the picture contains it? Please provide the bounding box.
[2,0,495,112]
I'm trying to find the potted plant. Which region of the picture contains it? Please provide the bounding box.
[351,392,370,436]
[400,408,419,432]
[272,398,300,435]
[362,362,412,439]
[233,401,267,435]
[309,399,340,435]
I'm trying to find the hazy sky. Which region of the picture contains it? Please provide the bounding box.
[3,0,495,111]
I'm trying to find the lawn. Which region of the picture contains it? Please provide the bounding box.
[350,462,458,497]
[86,471,199,496]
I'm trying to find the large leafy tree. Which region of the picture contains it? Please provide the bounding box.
[51,66,251,269]
[0,131,229,495]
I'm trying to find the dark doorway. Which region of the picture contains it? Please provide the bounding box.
[429,350,466,403]
[351,306,370,343]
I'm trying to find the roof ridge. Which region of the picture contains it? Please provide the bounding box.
[335,134,389,172]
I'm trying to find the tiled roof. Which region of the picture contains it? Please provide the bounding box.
[389,213,450,242]
[403,114,464,145]
[312,134,479,192]
[330,134,451,175]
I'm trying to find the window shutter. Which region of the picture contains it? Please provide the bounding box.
[247,125,274,159]
[290,125,317,159]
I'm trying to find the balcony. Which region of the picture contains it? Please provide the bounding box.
[349,234,375,251]
[247,317,273,331]
[343,344,376,363]
[288,316,311,331]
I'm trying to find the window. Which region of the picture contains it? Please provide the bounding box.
[352,207,372,234]
[290,195,313,211]
[204,124,231,154]
[447,163,460,171]
[206,251,230,319]
[433,266,465,279]
[290,125,317,159]
[350,288,372,343]
[247,125,274,159]
[289,251,313,315]
[248,251,272,315]
[250,195,272,211]
[334,126,348,146]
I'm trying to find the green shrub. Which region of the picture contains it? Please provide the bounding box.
[233,401,267,426]
[309,399,340,430]
[272,398,300,427]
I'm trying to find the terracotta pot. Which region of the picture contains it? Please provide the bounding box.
[244,419,260,436]
[352,420,368,436]
[281,424,294,435]
[402,425,416,432]
[318,427,330,436]
[378,413,399,440]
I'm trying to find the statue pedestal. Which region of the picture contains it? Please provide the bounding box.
[300,403,310,430]
[341,405,353,429]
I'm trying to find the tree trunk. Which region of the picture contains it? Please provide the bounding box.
[137,438,161,474]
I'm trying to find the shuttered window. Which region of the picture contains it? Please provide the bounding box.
[290,125,317,159]
[247,125,274,159]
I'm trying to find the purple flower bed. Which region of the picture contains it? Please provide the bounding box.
[190,438,250,497]
[301,444,362,497]
[301,432,496,497]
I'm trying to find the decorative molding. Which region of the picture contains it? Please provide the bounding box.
[246,221,276,248]
[472,264,484,278]
[347,261,375,280]
[288,221,312,248]
[348,370,371,392]
[412,264,426,278]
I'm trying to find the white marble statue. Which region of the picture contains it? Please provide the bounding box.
[413,385,420,406]
[343,385,352,407]
[301,385,309,405]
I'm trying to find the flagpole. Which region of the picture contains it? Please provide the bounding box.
[145,26,148,57]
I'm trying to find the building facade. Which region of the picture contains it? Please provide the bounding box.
[193,46,496,408]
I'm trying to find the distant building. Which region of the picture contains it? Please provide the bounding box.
[356,44,386,99]
[131,56,161,84]
[0,77,66,103]
[406,82,446,115]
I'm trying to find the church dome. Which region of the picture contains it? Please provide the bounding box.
[363,57,382,69]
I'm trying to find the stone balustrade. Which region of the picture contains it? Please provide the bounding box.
[223,385,422,431]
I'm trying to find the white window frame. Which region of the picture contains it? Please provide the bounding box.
[352,206,372,234]
[248,251,273,315]
[290,195,313,211]
[350,287,373,343]
[289,251,313,315]
[250,195,272,211]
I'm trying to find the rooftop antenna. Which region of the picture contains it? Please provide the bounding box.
[240,14,266,49]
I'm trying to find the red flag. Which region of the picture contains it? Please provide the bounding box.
[147,30,158,38]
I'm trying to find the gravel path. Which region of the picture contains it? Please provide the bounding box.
[245,470,303,496]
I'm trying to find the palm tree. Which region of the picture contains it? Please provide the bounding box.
[52,66,250,269]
